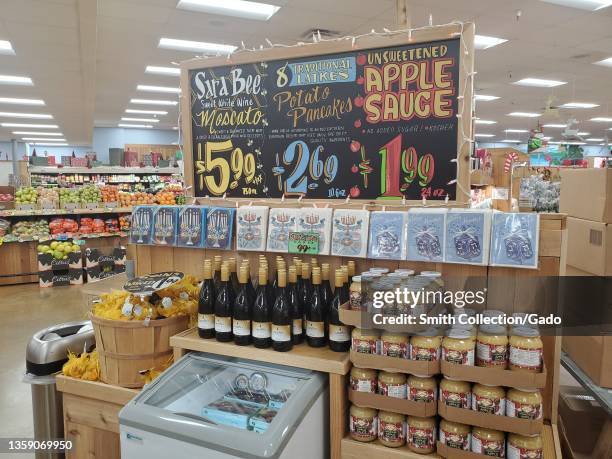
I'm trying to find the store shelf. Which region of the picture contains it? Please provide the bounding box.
[170,327,350,375]
[341,437,438,459]
[561,351,612,416]
[1,232,127,244]
[29,166,180,174]
[0,207,133,217]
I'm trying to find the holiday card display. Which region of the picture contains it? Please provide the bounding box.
[296,208,333,255]
[367,211,408,260]
[331,209,370,258]
[490,212,539,269]
[205,207,235,250]
[177,206,207,247]
[406,208,447,262]
[444,210,491,265]
[152,206,179,246]
[236,206,269,252]
[129,206,154,245]
[266,208,298,253]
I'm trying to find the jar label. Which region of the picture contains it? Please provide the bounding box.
[409,387,435,403]
[382,341,407,359]
[306,320,325,338]
[506,400,542,420]
[411,345,440,361]
[233,319,251,336]
[379,420,405,444]
[252,321,271,339]
[198,313,215,330]
[349,414,377,440]
[509,345,542,371]
[350,376,376,393]
[476,340,508,366]
[378,381,407,399]
[272,324,291,342]
[214,316,231,333]
[440,389,470,409]
[352,337,379,354]
[408,425,435,450]
[329,324,350,342]
[292,318,303,336]
[471,434,505,457]
[440,428,470,451]
[473,394,505,416]
[349,290,362,310]
[442,346,474,365]
[507,443,542,459]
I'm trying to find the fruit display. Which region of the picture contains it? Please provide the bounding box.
[37,186,59,208]
[0,193,13,202]
[100,185,119,203]
[79,184,101,203]
[118,191,155,207]
[59,188,80,206]
[15,187,38,204]
[9,219,50,239]
[119,215,130,231]
[79,218,106,234]
[155,191,176,205]
[49,218,79,235]
[38,240,81,259]
[105,218,119,232]
[0,218,9,237]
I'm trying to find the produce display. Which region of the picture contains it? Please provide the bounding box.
[37,240,81,259]
[119,191,156,206]
[49,218,79,235]
[0,218,9,236]
[15,187,38,204]
[155,190,176,205]
[79,184,102,203]
[119,215,130,231]
[61,349,99,381]
[37,187,59,208]
[100,185,119,203]
[0,192,13,202]
[59,188,81,206]
[7,219,50,240]
[79,217,106,234]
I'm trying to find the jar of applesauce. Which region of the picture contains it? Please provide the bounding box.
[472,384,506,416]
[439,419,471,451]
[349,367,377,393]
[351,328,380,354]
[506,388,543,420]
[442,327,475,365]
[407,416,436,454]
[349,404,377,442]
[410,328,442,361]
[378,371,407,399]
[380,331,408,359]
[507,434,543,459]
[439,377,471,409]
[476,324,509,368]
[349,276,362,310]
[408,375,437,403]
[378,411,406,447]
[509,326,543,372]
[471,427,505,457]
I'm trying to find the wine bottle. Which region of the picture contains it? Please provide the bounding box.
[287,266,304,345]
[197,259,215,339]
[300,262,312,316]
[241,259,256,305]
[214,262,234,342]
[328,268,351,352]
[306,266,327,347]
[320,263,333,321]
[212,255,222,290]
[228,257,239,293]
[340,265,350,304]
[233,265,252,346]
[293,258,304,293]
[310,257,318,268]
[347,260,356,277]
[252,266,272,348]
[275,258,286,295]
[272,269,292,352]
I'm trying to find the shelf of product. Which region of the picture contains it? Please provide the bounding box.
[29,165,180,175]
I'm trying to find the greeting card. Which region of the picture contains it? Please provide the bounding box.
[129,206,154,245]
[367,211,408,260]
[490,212,539,269]
[406,208,447,262]
[331,209,370,258]
[296,208,333,255]
[177,206,207,247]
[444,209,491,265]
[266,208,298,253]
[236,206,269,252]
[152,206,179,246]
[205,207,235,250]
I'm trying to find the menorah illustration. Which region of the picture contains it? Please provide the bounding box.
[154,208,175,245]
[132,208,151,243]
[180,208,201,245]
[207,211,229,248]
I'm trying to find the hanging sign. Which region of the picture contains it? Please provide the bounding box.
[123,271,184,295]
[187,35,464,201]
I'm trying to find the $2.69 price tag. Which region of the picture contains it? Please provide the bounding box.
[288,232,319,255]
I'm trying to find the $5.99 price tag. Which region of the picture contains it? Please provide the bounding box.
[288,232,319,255]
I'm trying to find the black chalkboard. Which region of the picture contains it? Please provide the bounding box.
[190,38,460,200]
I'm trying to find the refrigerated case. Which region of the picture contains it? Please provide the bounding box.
[119,352,329,459]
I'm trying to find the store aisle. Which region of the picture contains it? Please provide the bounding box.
[0,283,84,457]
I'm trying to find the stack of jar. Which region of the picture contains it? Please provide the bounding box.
[351,328,442,361]
[350,367,437,403]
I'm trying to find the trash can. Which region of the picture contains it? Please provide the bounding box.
[24,321,95,459]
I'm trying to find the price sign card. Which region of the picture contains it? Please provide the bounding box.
[288,232,320,255]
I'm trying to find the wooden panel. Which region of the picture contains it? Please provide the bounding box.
[539,230,562,257]
[65,421,120,459]
[135,245,152,275]
[0,241,38,285]
[341,437,439,459]
[63,393,123,433]
[150,245,174,272]
[173,246,206,277]
[57,375,138,406]
[330,374,348,459]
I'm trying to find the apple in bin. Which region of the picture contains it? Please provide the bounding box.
[0,194,13,201]
[351,165,359,173]
[350,186,360,198]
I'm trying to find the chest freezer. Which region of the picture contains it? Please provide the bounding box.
[119,352,329,459]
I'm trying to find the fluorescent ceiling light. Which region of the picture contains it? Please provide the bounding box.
[539,0,612,11]
[126,109,168,115]
[560,102,599,108]
[21,137,66,141]
[145,65,180,76]
[121,117,160,123]
[594,57,612,68]
[474,119,497,125]
[177,0,280,20]
[508,112,541,118]
[548,140,587,145]
[514,78,567,87]
[0,40,15,55]
[31,142,68,146]
[0,97,44,106]
[137,84,181,94]
[543,124,567,128]
[505,129,529,133]
[591,117,612,122]
[474,35,508,50]
[577,131,590,135]
[0,75,33,85]
[158,38,237,54]
[587,138,604,141]
[474,133,495,137]
[118,123,153,129]
[499,139,522,143]
[173,127,179,130]
[474,95,500,101]
[1,123,58,128]
[130,98,178,106]
[542,136,553,141]
[0,111,52,119]
[12,131,63,136]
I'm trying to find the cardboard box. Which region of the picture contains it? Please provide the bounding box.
[39,269,83,288]
[566,217,612,276]
[436,441,491,458]
[565,265,595,276]
[440,361,547,389]
[38,250,83,271]
[350,350,440,376]
[562,335,612,388]
[560,168,612,223]
[85,246,126,283]
[349,390,436,417]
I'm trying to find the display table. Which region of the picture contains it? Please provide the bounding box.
[171,327,351,459]
[56,375,138,459]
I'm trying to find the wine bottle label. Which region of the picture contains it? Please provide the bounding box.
[198,313,215,330]
[252,321,271,339]
[306,320,325,338]
[272,325,291,342]
[214,316,231,333]
[233,319,251,336]
[292,318,303,335]
[329,324,350,342]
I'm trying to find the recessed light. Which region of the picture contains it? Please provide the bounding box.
[0,123,58,128]
[0,40,15,55]
[591,117,612,122]
[126,109,168,115]
[172,126,179,130]
[577,132,590,136]
[474,35,508,50]
[0,97,45,106]
[130,98,178,106]
[587,138,604,141]
[0,111,52,119]
[158,38,237,54]
[12,131,63,136]
[0,75,33,86]
[514,78,567,87]
[474,119,497,125]
[121,117,160,123]
[474,95,500,101]
[118,124,153,129]
[475,133,495,137]
[505,129,529,133]
[543,124,567,128]
[539,1,612,11]
[145,66,181,76]
[21,137,66,141]
[137,84,181,94]
[177,0,281,20]
[560,102,599,108]
[499,139,522,143]
[542,136,553,141]
[594,57,612,68]
[508,112,541,118]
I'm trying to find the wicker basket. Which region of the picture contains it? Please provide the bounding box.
[90,314,188,388]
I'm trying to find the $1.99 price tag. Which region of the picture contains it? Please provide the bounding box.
[288,232,319,255]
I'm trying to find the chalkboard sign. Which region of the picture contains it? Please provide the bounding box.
[186,32,469,201]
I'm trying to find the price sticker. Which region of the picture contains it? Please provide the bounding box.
[288,232,319,255]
